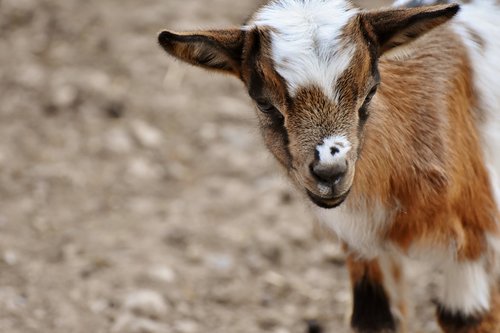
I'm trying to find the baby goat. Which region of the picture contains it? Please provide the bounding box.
[158,0,500,332]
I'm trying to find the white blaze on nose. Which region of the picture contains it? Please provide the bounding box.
[316,135,351,165]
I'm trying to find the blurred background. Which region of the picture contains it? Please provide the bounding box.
[0,0,441,332]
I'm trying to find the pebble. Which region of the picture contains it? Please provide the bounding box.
[127,157,162,180]
[51,85,78,109]
[3,250,18,265]
[131,120,164,149]
[124,290,168,318]
[263,271,288,289]
[174,320,199,333]
[147,266,176,284]
[105,127,134,154]
[205,253,234,273]
[89,299,109,314]
[112,314,170,333]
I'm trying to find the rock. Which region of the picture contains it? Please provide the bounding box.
[112,313,170,333]
[89,299,109,314]
[198,122,218,141]
[147,266,176,284]
[124,290,168,318]
[130,120,164,148]
[127,157,162,180]
[263,271,288,290]
[105,127,134,154]
[205,253,234,273]
[52,85,78,109]
[3,250,18,265]
[274,329,291,333]
[174,320,199,333]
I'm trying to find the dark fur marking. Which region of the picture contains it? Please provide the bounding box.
[374,5,460,49]
[358,17,379,73]
[245,29,293,168]
[351,275,396,332]
[436,303,483,331]
[246,29,265,100]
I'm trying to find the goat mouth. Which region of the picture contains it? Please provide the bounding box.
[306,189,350,209]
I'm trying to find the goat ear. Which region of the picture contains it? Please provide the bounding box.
[362,4,459,55]
[158,29,245,76]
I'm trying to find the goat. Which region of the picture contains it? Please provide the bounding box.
[158,0,500,332]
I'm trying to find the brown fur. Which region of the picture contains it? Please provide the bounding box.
[350,26,499,260]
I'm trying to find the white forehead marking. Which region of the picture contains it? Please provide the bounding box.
[316,135,351,165]
[249,0,358,101]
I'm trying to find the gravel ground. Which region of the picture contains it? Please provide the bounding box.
[0,0,442,332]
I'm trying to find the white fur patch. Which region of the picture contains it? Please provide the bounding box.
[313,200,391,258]
[249,0,358,101]
[316,135,351,165]
[451,1,500,210]
[440,260,491,315]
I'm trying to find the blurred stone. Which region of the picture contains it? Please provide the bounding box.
[263,271,287,290]
[334,290,351,304]
[174,320,199,333]
[16,64,45,88]
[52,85,78,109]
[3,250,18,265]
[199,123,218,141]
[286,224,309,247]
[86,70,112,92]
[112,313,170,333]
[131,120,163,148]
[163,228,189,248]
[127,157,162,180]
[185,246,203,264]
[167,162,189,181]
[124,290,168,318]
[89,299,108,314]
[0,287,27,311]
[105,127,134,154]
[274,329,291,333]
[205,253,234,273]
[256,232,283,265]
[147,266,176,284]
[258,313,280,330]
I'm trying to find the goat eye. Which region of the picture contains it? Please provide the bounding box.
[359,86,378,122]
[364,85,378,104]
[256,100,282,117]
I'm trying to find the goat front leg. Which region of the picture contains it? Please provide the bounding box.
[347,253,406,333]
[436,255,500,333]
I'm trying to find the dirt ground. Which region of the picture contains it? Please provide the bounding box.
[0,0,444,332]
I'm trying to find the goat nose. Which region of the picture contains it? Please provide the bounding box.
[310,161,347,184]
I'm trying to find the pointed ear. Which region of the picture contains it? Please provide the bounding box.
[361,3,459,55]
[158,29,246,76]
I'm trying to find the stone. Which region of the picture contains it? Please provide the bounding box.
[130,120,163,149]
[124,290,168,318]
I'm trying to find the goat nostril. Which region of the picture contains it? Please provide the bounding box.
[310,162,346,185]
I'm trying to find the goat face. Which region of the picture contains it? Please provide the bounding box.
[158,1,459,209]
